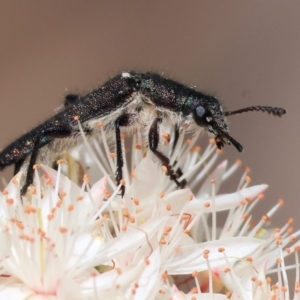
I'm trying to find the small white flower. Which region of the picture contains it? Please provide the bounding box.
[0,126,298,300]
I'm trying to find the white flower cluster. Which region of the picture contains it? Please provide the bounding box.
[0,128,299,300]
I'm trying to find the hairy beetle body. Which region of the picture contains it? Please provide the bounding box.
[0,72,286,195]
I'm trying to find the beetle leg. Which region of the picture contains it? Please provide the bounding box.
[20,125,91,196]
[114,113,135,197]
[20,136,41,195]
[149,117,185,188]
[171,126,187,188]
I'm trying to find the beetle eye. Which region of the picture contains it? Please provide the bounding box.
[193,105,210,127]
[196,106,205,117]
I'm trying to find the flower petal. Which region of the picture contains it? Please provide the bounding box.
[165,237,265,274]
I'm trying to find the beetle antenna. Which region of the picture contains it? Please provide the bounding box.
[224,106,286,117]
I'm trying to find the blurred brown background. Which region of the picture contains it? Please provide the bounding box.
[0,0,299,278]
